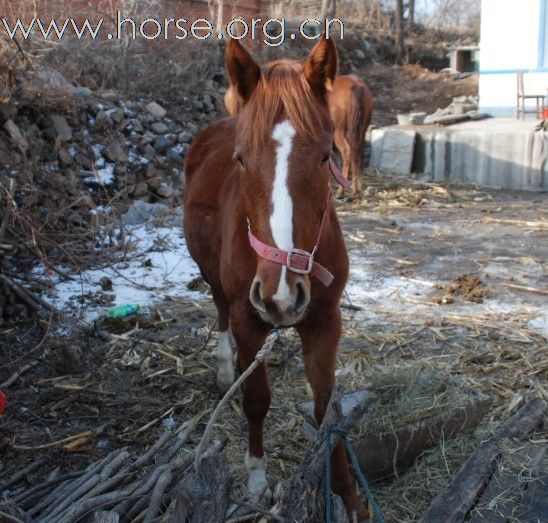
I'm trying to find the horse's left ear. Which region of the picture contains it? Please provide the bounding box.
[304,33,338,93]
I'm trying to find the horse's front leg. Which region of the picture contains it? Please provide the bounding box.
[231,310,271,500]
[297,309,369,521]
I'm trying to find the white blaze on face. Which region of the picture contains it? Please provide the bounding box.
[270,120,296,307]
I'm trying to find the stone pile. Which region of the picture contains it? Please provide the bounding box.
[424,95,484,125]
[0,79,224,324]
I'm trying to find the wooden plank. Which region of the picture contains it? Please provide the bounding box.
[467,444,546,523]
[515,445,548,522]
[353,388,491,481]
[419,398,546,523]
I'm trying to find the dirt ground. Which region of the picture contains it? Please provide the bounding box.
[1,173,546,521]
[355,64,478,128]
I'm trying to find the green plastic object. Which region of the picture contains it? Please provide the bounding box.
[106,304,141,318]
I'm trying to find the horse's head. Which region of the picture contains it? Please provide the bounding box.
[226,35,337,327]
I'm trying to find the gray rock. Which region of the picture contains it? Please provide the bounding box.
[75,152,94,169]
[151,121,168,134]
[73,86,92,97]
[157,181,174,199]
[107,108,125,124]
[137,113,155,125]
[146,174,163,190]
[115,163,126,175]
[145,101,167,119]
[0,104,18,123]
[99,89,120,101]
[178,131,193,143]
[132,181,149,198]
[95,111,112,129]
[167,144,188,163]
[50,114,72,142]
[105,139,128,163]
[143,144,156,158]
[131,119,144,133]
[58,147,73,166]
[153,135,172,153]
[4,120,28,152]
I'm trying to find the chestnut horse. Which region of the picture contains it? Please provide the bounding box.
[184,36,367,520]
[328,75,374,196]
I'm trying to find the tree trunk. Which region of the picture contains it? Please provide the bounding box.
[408,0,415,30]
[396,0,404,63]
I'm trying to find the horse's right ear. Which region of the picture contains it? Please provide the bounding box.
[225,39,260,107]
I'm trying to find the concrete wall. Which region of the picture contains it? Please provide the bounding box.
[370,120,547,192]
[479,0,548,117]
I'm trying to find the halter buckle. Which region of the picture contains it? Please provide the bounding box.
[286,248,315,275]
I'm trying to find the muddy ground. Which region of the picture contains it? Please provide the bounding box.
[1,174,546,521]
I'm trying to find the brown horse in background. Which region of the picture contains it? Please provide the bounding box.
[328,75,374,196]
[184,36,368,520]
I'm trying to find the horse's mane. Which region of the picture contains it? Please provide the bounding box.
[237,59,331,149]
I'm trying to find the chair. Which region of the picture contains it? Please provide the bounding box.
[517,71,545,119]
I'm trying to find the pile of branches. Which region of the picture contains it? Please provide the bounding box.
[0,417,230,523]
[0,389,373,523]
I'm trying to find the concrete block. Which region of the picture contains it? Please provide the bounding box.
[370,128,416,175]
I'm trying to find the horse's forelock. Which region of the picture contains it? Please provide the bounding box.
[237,60,331,150]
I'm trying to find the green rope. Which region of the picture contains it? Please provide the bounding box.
[324,426,385,523]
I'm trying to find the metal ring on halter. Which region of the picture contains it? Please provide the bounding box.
[286,248,315,275]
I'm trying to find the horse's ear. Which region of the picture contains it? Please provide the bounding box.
[303,33,338,93]
[225,38,260,107]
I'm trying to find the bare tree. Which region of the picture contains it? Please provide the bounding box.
[408,0,415,29]
[395,0,404,62]
[420,0,481,30]
[99,0,160,93]
[207,0,224,36]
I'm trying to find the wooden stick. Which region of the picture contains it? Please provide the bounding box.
[0,458,47,491]
[15,471,83,506]
[503,283,548,296]
[0,275,57,313]
[1,361,39,388]
[143,470,172,523]
[12,430,94,451]
[0,510,24,523]
[194,331,278,472]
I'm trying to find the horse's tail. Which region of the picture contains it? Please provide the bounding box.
[346,83,373,175]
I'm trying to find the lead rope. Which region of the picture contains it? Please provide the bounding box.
[324,426,385,523]
[194,329,280,472]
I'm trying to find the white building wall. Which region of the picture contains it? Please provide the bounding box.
[479,0,548,117]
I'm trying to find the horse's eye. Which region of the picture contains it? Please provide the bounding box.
[321,154,330,165]
[235,154,245,167]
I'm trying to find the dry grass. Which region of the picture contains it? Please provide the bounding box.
[350,367,472,437]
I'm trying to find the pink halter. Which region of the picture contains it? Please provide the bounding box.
[247,158,349,287]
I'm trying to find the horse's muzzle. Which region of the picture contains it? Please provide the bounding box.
[249,275,310,327]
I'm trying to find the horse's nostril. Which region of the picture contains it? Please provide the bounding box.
[294,281,309,314]
[250,279,266,313]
